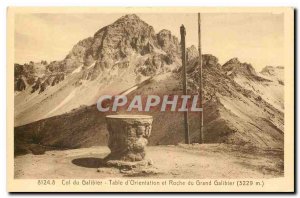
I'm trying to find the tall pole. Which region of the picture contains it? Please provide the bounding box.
[180,25,190,144]
[198,13,204,144]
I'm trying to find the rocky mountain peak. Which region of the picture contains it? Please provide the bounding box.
[222,57,258,78]
[92,14,156,60]
[203,54,220,68]
[157,29,172,37]
[115,14,142,23]
[94,14,148,34]
[260,66,284,84]
[15,14,182,94]
[186,45,198,62]
[224,57,240,65]
[261,66,284,75]
[157,29,180,54]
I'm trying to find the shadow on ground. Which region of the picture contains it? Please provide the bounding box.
[72,157,105,168]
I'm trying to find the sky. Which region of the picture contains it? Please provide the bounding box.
[14,12,284,71]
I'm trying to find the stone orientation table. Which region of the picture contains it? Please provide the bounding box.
[104,115,153,169]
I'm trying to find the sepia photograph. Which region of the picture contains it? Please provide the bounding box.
[6,7,294,192]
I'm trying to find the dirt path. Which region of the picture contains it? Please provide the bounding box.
[14,144,283,179]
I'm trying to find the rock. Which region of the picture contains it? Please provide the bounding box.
[29,144,46,155]
[39,81,48,93]
[163,53,175,65]
[90,14,157,77]
[156,29,180,54]
[120,166,159,177]
[203,54,220,68]
[187,45,198,62]
[222,57,258,78]
[278,80,284,85]
[31,78,42,93]
[106,159,150,170]
[260,66,284,83]
[14,63,37,91]
[136,55,162,76]
[15,78,26,91]
[29,72,65,93]
[224,57,240,65]
[51,73,65,86]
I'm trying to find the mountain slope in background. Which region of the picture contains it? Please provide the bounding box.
[14,14,284,156]
[260,66,284,84]
[222,59,284,112]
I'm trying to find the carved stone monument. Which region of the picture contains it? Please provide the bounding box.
[104,115,153,169]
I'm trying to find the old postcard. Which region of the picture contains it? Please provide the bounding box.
[7,7,294,192]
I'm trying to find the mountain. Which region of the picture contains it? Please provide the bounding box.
[260,66,284,84]
[14,14,180,126]
[221,58,284,111]
[14,14,284,156]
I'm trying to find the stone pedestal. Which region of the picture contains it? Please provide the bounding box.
[104,115,153,169]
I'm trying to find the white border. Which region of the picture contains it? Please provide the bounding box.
[1,0,299,197]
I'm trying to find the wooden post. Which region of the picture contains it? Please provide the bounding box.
[180,25,190,144]
[198,13,204,144]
